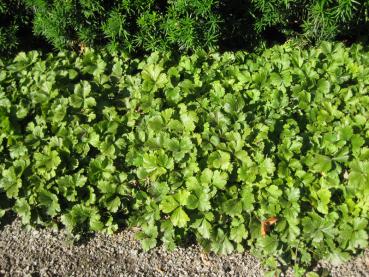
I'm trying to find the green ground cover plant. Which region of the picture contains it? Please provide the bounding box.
[0,42,369,275]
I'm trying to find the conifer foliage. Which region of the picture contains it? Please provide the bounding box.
[23,0,220,52]
[0,0,368,54]
[0,0,31,56]
[251,0,369,42]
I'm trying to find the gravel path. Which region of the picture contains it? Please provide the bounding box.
[0,218,368,277]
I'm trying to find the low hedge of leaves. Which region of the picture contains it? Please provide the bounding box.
[1,42,369,275]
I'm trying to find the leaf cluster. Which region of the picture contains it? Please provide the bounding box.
[0,42,369,275]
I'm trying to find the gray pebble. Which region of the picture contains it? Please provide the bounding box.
[0,219,368,276]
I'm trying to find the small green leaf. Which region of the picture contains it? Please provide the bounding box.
[208,151,231,171]
[317,79,330,94]
[174,190,190,206]
[316,188,331,214]
[211,229,234,255]
[311,154,332,173]
[14,198,31,225]
[148,115,164,132]
[338,126,353,141]
[261,235,279,254]
[141,237,157,251]
[200,169,213,185]
[230,224,248,243]
[260,158,275,176]
[34,150,61,171]
[0,168,22,198]
[171,207,190,228]
[180,111,198,132]
[240,186,254,212]
[212,171,228,189]
[161,195,179,213]
[223,199,242,216]
[105,196,121,213]
[348,161,369,189]
[197,219,212,239]
[89,212,104,231]
[38,189,61,217]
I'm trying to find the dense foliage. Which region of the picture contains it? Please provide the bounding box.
[1,0,368,54]
[251,0,369,42]
[0,0,31,56]
[22,0,220,52]
[1,42,368,275]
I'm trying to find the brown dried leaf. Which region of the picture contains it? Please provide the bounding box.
[261,216,278,238]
